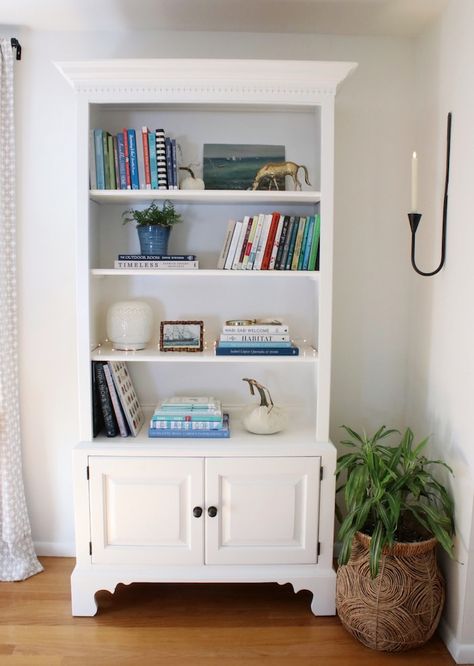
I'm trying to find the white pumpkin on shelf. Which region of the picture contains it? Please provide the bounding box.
[242,378,287,435]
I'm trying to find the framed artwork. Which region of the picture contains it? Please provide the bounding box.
[203,143,286,190]
[160,320,204,352]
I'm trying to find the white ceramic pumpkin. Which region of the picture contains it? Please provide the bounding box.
[179,166,205,190]
[241,378,287,435]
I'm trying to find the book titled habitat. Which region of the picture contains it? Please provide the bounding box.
[203,144,286,190]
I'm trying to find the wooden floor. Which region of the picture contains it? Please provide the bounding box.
[0,557,459,665]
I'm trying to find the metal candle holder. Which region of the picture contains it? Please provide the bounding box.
[408,112,452,276]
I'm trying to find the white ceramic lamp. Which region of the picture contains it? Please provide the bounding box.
[106,300,153,351]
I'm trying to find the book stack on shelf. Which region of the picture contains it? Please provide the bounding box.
[148,397,230,438]
[215,320,299,356]
[114,254,199,270]
[90,127,178,191]
[217,208,321,271]
[92,361,144,438]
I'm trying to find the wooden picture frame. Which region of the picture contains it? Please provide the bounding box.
[160,320,204,352]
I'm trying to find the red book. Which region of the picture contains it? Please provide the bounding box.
[122,128,131,189]
[141,126,151,189]
[261,212,281,270]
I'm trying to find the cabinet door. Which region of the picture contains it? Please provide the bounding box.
[89,457,204,565]
[205,457,320,565]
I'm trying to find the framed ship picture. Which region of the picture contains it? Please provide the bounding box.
[203,143,286,190]
[160,320,204,352]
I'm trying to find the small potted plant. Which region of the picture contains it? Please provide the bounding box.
[122,200,182,255]
[335,425,455,652]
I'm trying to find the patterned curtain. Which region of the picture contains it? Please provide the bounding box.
[0,39,42,580]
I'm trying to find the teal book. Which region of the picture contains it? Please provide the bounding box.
[308,214,321,271]
[94,129,105,190]
[148,130,158,189]
[301,216,315,270]
[285,216,300,270]
[297,217,311,270]
[149,414,230,438]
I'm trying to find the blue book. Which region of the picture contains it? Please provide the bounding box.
[148,130,158,189]
[118,254,197,261]
[215,344,299,356]
[148,414,230,438]
[116,133,127,189]
[165,137,173,189]
[217,341,292,348]
[301,216,315,270]
[298,217,311,270]
[94,129,105,190]
[171,138,178,189]
[127,129,140,190]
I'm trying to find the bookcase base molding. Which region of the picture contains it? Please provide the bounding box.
[71,567,336,617]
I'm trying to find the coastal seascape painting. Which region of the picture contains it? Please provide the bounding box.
[203,144,286,190]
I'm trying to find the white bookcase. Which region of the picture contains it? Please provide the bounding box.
[56,59,356,616]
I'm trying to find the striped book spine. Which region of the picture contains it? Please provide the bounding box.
[155,129,167,189]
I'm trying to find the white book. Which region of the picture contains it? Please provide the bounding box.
[220,333,290,342]
[224,220,243,270]
[268,214,285,270]
[231,216,251,270]
[246,214,265,270]
[217,219,237,269]
[222,324,289,334]
[253,213,273,270]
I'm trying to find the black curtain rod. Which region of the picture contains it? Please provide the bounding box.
[10,38,21,60]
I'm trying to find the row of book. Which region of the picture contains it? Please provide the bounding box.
[92,361,144,438]
[114,254,199,270]
[215,321,299,356]
[217,208,321,271]
[90,127,178,191]
[148,396,230,438]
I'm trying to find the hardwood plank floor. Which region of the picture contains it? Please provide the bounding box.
[0,557,459,665]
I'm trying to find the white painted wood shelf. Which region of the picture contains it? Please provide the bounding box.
[91,268,320,279]
[91,341,318,362]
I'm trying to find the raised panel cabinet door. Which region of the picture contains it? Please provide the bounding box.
[89,457,204,565]
[205,457,320,565]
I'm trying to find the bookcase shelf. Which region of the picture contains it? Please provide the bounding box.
[91,341,318,362]
[90,189,322,206]
[91,268,320,279]
[58,57,356,619]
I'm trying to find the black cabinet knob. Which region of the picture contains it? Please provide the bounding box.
[193,506,203,518]
[207,506,218,518]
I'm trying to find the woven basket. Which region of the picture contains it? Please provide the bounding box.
[336,531,445,652]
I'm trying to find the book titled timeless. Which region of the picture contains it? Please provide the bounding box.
[215,344,299,356]
[115,260,199,269]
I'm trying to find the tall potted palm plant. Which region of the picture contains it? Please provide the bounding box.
[335,425,455,652]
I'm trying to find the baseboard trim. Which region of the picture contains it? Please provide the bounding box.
[439,618,474,664]
[34,541,75,557]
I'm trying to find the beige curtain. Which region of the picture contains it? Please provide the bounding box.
[0,38,42,580]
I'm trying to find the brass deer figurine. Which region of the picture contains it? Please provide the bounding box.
[252,161,311,191]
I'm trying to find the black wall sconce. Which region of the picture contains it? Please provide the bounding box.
[408,112,452,276]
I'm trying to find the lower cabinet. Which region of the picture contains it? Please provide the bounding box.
[89,456,320,567]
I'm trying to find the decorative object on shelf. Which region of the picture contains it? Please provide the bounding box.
[252,161,311,191]
[241,378,287,434]
[408,112,452,276]
[203,143,285,190]
[160,320,204,352]
[106,300,153,351]
[179,165,205,190]
[335,425,455,652]
[122,200,182,255]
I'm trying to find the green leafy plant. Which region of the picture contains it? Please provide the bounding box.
[336,425,455,577]
[122,200,182,228]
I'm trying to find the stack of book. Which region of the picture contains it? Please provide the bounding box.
[148,397,230,438]
[90,127,178,191]
[114,254,199,270]
[215,321,299,356]
[217,208,320,271]
[92,361,144,438]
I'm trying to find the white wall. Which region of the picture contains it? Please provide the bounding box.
[409,1,474,661]
[8,28,413,557]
